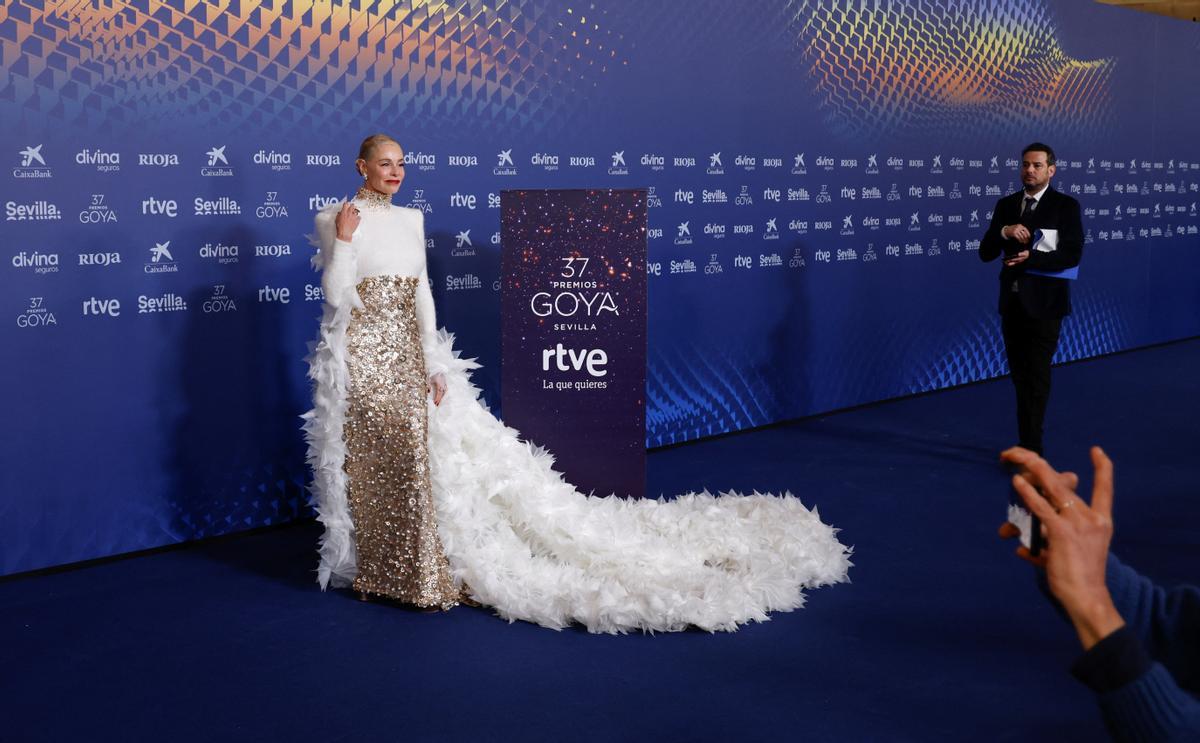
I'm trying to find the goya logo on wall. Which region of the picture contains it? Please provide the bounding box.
[80,194,118,224]
[17,297,56,328]
[608,151,628,176]
[76,149,120,172]
[6,199,61,221]
[646,186,662,208]
[255,192,288,219]
[144,241,178,274]
[494,149,518,176]
[199,241,239,264]
[704,253,723,275]
[14,145,51,178]
[407,189,431,214]
[11,250,59,274]
[201,145,234,177]
[194,196,241,216]
[202,284,237,314]
[254,150,291,171]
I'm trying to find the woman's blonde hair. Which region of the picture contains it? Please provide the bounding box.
[356,134,401,175]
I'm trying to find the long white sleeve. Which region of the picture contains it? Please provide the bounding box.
[314,206,359,309]
[411,215,448,378]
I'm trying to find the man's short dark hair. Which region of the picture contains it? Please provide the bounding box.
[1022,142,1056,166]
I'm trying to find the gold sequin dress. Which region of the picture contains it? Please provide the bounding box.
[306,188,458,608]
[306,189,852,633]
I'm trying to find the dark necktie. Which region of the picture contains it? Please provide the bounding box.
[1021,196,1037,226]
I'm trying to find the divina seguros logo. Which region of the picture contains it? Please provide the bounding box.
[254,150,291,171]
[11,251,59,274]
[76,149,120,172]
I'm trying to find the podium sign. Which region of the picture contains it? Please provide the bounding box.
[501,189,647,498]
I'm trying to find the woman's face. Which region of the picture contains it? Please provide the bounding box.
[358,142,405,195]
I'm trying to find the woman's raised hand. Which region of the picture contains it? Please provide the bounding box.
[335,200,360,242]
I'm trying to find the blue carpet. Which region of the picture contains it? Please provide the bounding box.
[3,339,1197,742]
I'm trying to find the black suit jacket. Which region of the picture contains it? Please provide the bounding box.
[979,186,1083,319]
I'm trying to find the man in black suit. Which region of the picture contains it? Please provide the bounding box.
[979,142,1083,455]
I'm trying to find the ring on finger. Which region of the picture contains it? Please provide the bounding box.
[1056,499,1075,513]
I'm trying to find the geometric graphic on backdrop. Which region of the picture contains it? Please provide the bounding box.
[791,0,1115,142]
[0,0,628,135]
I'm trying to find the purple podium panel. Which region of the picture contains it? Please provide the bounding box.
[500,189,647,499]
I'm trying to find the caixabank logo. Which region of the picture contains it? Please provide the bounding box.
[452,230,476,257]
[201,145,234,176]
[144,241,178,274]
[494,149,518,176]
[14,145,51,178]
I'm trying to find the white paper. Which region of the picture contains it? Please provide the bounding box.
[1033,228,1058,253]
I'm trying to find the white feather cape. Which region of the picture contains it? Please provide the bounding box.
[304,310,852,633]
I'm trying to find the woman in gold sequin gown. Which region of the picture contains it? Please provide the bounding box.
[306,134,853,632]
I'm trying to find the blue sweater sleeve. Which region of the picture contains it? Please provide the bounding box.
[1070,555,1200,741]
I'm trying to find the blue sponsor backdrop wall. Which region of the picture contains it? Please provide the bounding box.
[2,0,1198,575]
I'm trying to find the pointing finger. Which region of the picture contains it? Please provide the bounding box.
[1090,446,1115,517]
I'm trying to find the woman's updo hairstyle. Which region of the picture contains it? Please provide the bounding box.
[356,134,400,176]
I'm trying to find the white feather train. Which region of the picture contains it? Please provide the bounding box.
[304,317,853,633]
